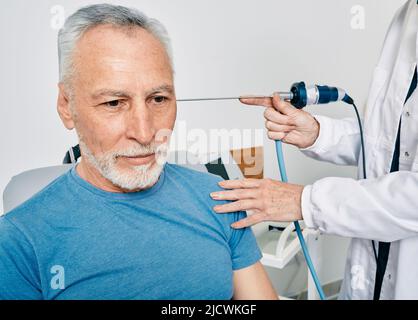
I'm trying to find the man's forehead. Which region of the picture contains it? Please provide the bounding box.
[73,24,171,72]
[76,24,165,56]
[86,56,170,82]
[72,25,174,97]
[98,57,141,72]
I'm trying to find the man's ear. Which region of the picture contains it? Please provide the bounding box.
[57,82,75,130]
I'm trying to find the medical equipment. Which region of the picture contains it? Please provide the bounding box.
[177,92,293,102]
[178,82,350,107]
[178,81,365,300]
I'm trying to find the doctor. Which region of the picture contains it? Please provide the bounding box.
[210,0,418,299]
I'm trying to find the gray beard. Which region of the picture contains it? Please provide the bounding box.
[78,138,168,191]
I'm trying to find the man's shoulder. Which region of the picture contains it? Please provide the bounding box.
[165,163,224,190]
[165,163,224,182]
[164,163,242,230]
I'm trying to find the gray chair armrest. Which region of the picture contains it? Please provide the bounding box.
[3,165,74,214]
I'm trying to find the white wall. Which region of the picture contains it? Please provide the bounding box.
[0,0,406,296]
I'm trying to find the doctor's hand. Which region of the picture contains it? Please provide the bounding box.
[240,93,320,149]
[211,179,304,229]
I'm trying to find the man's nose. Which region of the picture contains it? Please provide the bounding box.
[125,101,156,144]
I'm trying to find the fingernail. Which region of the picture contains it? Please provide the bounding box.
[210,193,220,199]
[231,223,240,229]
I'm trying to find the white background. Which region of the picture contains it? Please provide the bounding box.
[0,0,406,296]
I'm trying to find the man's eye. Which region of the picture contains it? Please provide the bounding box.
[152,96,167,104]
[104,100,121,108]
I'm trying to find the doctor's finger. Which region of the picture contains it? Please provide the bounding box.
[210,188,260,201]
[267,131,288,141]
[239,97,273,108]
[265,121,296,133]
[264,108,293,126]
[231,214,267,229]
[213,199,261,213]
[218,179,262,190]
[272,93,298,115]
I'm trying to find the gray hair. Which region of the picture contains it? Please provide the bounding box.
[58,3,173,84]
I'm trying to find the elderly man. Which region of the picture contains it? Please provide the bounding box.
[0,4,277,300]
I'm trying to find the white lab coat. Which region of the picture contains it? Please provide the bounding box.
[300,0,418,300]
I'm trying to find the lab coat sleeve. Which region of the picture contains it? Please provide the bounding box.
[301,171,418,242]
[300,115,361,166]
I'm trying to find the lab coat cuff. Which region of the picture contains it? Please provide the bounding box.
[301,185,318,230]
[299,115,332,154]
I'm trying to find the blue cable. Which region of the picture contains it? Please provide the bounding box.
[275,140,326,300]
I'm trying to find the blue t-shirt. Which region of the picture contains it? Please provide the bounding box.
[0,164,261,300]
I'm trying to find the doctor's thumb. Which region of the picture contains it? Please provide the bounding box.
[272,92,297,115]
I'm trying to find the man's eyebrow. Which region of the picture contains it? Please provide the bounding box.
[91,85,175,100]
[91,89,134,100]
[146,85,175,95]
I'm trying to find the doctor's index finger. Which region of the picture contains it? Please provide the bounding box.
[239,96,273,108]
[218,179,262,189]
